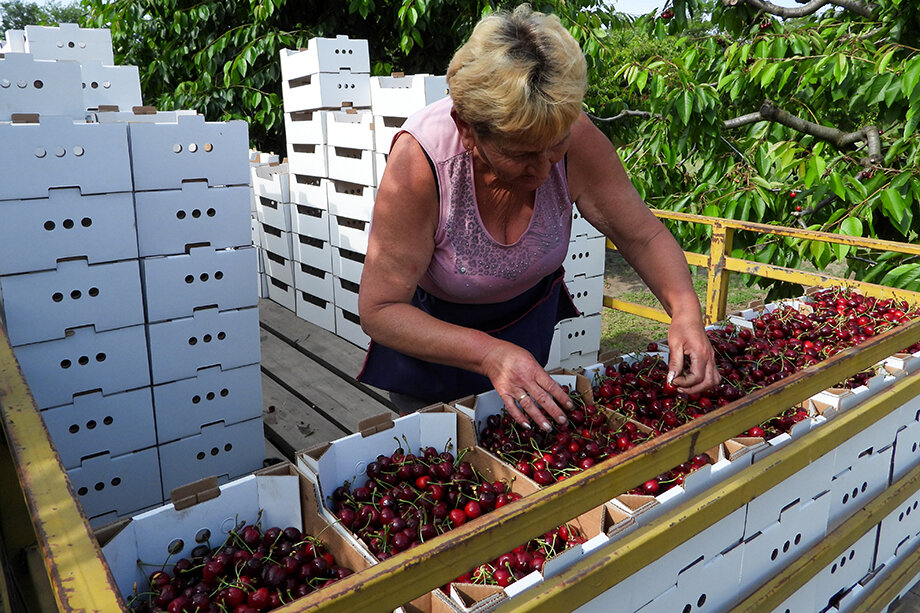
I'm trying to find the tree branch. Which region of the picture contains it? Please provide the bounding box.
[724,100,882,162]
[588,109,662,122]
[721,0,875,19]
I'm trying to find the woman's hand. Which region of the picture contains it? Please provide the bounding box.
[481,341,572,431]
[666,314,720,395]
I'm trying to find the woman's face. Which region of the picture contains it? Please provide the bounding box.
[474,130,572,191]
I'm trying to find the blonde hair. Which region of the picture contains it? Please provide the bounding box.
[446,4,587,146]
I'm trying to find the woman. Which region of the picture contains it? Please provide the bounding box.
[357,5,718,429]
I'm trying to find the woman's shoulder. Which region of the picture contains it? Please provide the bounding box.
[400,97,465,162]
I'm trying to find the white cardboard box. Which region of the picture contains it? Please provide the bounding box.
[325,108,375,149]
[259,222,294,260]
[266,275,297,312]
[370,74,449,118]
[256,196,293,232]
[134,183,252,257]
[294,261,334,302]
[284,110,327,145]
[564,235,606,281]
[79,61,142,111]
[279,38,370,79]
[327,145,376,187]
[329,213,370,254]
[737,493,831,598]
[262,249,295,287]
[811,528,876,613]
[327,179,375,221]
[282,70,371,112]
[290,173,329,208]
[157,416,265,498]
[152,363,262,444]
[292,232,333,272]
[13,324,150,410]
[23,23,114,63]
[0,53,85,120]
[91,108,198,124]
[40,386,155,469]
[291,203,330,242]
[373,115,405,152]
[332,275,360,314]
[875,485,920,564]
[557,314,602,357]
[296,288,335,331]
[141,246,258,323]
[0,258,144,346]
[0,117,132,199]
[744,446,835,538]
[331,246,365,285]
[893,418,920,483]
[252,162,291,203]
[68,446,163,528]
[146,306,260,384]
[286,142,328,178]
[564,274,604,317]
[827,444,894,530]
[0,189,137,275]
[128,115,250,190]
[100,463,372,608]
[335,305,369,348]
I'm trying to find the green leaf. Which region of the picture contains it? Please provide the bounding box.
[840,217,863,237]
[830,173,846,200]
[902,57,920,98]
[880,188,910,234]
[876,47,896,74]
[760,62,780,88]
[677,91,692,125]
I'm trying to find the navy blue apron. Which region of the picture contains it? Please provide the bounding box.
[357,267,579,402]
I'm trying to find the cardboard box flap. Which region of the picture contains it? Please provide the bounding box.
[358,412,396,435]
[170,475,220,510]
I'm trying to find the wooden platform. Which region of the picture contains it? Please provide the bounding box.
[258,298,397,463]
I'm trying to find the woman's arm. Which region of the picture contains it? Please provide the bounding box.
[566,114,719,393]
[358,134,571,429]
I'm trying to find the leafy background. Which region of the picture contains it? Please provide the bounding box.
[3,0,918,295]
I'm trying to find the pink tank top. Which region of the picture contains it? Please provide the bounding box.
[396,96,573,304]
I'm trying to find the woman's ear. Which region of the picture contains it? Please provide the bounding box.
[451,108,476,152]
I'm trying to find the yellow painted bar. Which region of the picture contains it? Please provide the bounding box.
[735,460,920,612]
[283,320,920,612]
[705,224,733,324]
[499,367,920,612]
[652,209,920,255]
[723,256,920,304]
[0,326,124,611]
[601,297,671,324]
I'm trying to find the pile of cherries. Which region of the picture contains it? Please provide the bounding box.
[477,386,711,497]
[592,288,920,442]
[330,442,521,561]
[453,524,586,588]
[477,390,650,485]
[132,524,353,613]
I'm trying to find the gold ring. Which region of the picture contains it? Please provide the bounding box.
[516,393,528,403]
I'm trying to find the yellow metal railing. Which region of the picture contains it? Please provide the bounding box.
[605,210,920,326]
[2,214,920,612]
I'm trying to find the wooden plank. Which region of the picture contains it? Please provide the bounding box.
[261,374,348,460]
[259,326,394,434]
[259,299,394,409]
